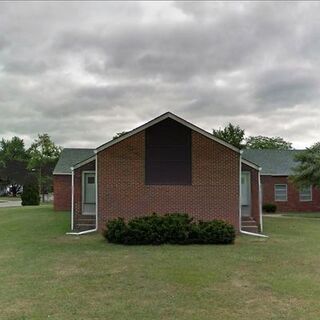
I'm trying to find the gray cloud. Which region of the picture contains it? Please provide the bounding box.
[0,1,320,149]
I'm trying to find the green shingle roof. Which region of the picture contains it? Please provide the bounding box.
[54,147,304,176]
[53,148,95,175]
[242,149,304,175]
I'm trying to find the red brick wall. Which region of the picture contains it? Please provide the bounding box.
[97,130,240,231]
[261,175,320,212]
[53,175,71,211]
[74,160,96,215]
[241,163,260,224]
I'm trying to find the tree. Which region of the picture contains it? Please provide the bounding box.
[112,131,129,140]
[290,143,320,188]
[245,136,292,150]
[21,174,40,206]
[0,136,27,165]
[0,137,29,196]
[212,123,245,149]
[28,134,61,201]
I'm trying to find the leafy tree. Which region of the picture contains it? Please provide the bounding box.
[290,143,320,188]
[28,134,61,201]
[0,136,28,164]
[212,123,245,149]
[0,137,29,196]
[21,174,40,206]
[112,131,129,140]
[245,136,292,150]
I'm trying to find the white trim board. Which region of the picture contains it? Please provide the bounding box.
[73,155,96,170]
[95,112,241,154]
[260,173,289,176]
[53,172,72,176]
[241,158,261,171]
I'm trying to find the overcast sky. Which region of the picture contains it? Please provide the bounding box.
[0,1,319,149]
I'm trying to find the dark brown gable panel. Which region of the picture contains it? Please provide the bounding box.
[145,118,191,185]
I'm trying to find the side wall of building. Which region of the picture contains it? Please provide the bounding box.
[261,175,320,212]
[97,130,240,231]
[53,175,71,211]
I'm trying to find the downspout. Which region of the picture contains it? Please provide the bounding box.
[258,168,263,232]
[95,153,98,231]
[71,167,74,231]
[239,150,242,232]
[66,156,98,236]
[239,151,268,238]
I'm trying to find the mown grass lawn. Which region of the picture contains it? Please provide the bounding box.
[1,206,320,320]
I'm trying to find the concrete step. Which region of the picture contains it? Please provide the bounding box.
[241,216,254,221]
[242,220,257,226]
[73,226,96,232]
[77,223,95,227]
[241,217,259,233]
[76,218,96,223]
[242,225,259,233]
[77,215,95,219]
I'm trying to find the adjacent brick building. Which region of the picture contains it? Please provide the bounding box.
[54,112,262,234]
[53,148,94,211]
[243,149,320,212]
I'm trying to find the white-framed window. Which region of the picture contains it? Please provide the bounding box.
[274,184,288,201]
[299,186,312,202]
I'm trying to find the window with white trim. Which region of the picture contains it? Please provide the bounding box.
[274,184,287,201]
[299,186,312,202]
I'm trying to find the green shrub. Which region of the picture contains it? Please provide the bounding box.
[104,218,127,244]
[21,180,40,206]
[263,203,277,213]
[196,220,236,244]
[105,213,235,245]
[124,214,165,245]
[161,213,192,244]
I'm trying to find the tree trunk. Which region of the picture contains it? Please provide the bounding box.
[39,167,43,203]
[11,184,17,197]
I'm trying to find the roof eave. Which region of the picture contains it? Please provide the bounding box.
[72,155,96,170]
[95,112,240,154]
[260,173,290,176]
[53,172,72,176]
[241,158,261,171]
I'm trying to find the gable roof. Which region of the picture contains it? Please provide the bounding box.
[53,148,95,175]
[95,112,240,154]
[242,149,303,175]
[241,157,261,171]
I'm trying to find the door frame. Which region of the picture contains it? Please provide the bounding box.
[82,170,96,215]
[241,171,251,217]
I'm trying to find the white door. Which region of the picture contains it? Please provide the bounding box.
[83,172,96,214]
[85,173,96,203]
[241,172,251,217]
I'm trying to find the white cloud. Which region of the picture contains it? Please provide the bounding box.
[0,1,319,148]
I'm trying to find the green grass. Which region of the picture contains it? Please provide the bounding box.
[281,212,320,219]
[1,206,320,319]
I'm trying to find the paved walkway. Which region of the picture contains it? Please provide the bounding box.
[0,200,22,208]
[263,214,285,217]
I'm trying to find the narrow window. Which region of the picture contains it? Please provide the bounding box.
[145,118,191,185]
[87,177,95,184]
[299,186,312,202]
[274,184,287,201]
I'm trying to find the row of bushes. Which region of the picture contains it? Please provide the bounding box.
[104,213,235,245]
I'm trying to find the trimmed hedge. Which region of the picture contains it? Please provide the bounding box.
[21,181,40,206]
[262,203,277,213]
[104,213,235,245]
